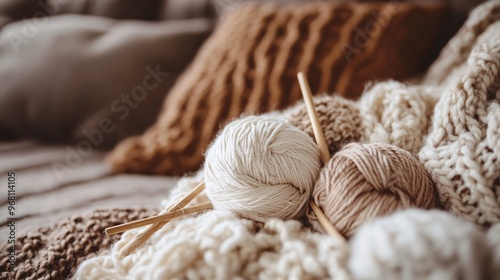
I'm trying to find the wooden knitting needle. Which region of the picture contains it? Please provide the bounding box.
[112,74,344,253]
[297,72,346,242]
[108,182,206,254]
[106,202,213,236]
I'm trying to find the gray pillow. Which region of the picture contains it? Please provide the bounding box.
[0,15,212,148]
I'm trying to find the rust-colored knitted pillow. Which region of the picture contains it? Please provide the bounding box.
[109,2,447,175]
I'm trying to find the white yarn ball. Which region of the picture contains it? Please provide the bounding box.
[348,209,490,280]
[204,115,322,222]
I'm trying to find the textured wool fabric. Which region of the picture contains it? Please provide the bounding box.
[284,1,500,228]
[73,3,500,278]
[348,209,492,280]
[76,174,350,280]
[418,5,500,226]
[283,82,442,157]
[75,177,497,279]
[0,208,157,280]
[423,0,500,86]
[310,143,435,237]
[204,116,322,222]
[108,1,447,175]
[284,95,363,156]
[358,82,442,156]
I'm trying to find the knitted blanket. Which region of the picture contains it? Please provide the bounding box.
[74,2,500,279]
[1,2,498,279]
[0,208,157,280]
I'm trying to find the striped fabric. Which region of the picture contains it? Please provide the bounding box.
[109,2,447,175]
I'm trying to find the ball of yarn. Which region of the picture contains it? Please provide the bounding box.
[348,209,491,280]
[204,116,322,222]
[283,95,362,156]
[310,143,436,237]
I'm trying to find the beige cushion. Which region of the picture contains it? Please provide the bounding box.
[0,15,213,147]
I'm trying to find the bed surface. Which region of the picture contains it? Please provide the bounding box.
[0,140,177,238]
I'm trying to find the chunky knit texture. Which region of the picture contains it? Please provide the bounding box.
[9,2,500,279]
[424,1,500,86]
[76,174,351,280]
[108,1,447,175]
[418,2,500,227]
[284,83,442,157]
[75,3,500,278]
[286,3,500,227]
[0,208,157,280]
[75,178,497,280]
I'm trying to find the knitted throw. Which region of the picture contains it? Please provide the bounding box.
[76,174,351,279]
[75,2,500,279]
[0,208,157,280]
[108,1,447,175]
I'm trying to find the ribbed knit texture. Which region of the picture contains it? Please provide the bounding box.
[0,208,157,280]
[8,2,499,279]
[108,1,447,175]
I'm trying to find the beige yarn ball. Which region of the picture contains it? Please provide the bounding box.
[204,115,322,222]
[284,95,362,156]
[348,209,492,280]
[311,143,436,237]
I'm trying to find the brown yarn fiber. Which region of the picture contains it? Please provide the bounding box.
[284,95,362,156]
[311,143,436,237]
[0,208,157,280]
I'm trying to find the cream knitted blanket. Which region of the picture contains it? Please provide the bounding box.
[76,2,500,279]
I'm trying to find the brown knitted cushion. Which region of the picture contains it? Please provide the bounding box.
[108,2,447,175]
[0,208,157,280]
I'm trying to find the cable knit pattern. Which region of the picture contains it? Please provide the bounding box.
[358,82,441,155]
[0,208,157,280]
[418,28,500,226]
[108,1,446,175]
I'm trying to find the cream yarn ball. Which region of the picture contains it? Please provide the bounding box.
[204,115,322,222]
[348,209,491,280]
